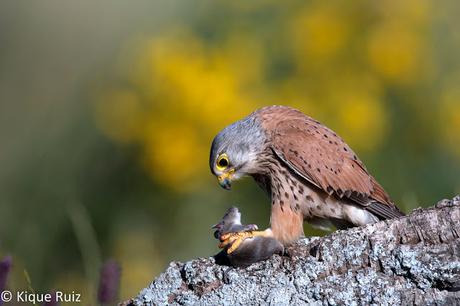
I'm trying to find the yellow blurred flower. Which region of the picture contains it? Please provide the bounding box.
[291,4,350,64]
[336,93,387,152]
[92,0,437,189]
[142,120,206,191]
[331,76,387,152]
[94,29,259,190]
[374,0,432,26]
[367,22,424,83]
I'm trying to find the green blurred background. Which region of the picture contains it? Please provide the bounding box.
[1,0,459,303]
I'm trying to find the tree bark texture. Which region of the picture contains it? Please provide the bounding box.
[127,196,460,306]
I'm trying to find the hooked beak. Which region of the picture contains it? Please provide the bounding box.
[217,170,234,190]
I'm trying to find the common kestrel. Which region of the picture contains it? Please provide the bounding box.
[210,105,403,252]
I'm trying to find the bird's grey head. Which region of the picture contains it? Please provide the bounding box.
[209,115,266,190]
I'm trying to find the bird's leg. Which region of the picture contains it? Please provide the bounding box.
[219,229,273,254]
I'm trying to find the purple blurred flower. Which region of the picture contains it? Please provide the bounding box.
[0,256,12,306]
[97,260,121,305]
[0,256,12,292]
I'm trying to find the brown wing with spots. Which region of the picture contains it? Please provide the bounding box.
[256,106,404,220]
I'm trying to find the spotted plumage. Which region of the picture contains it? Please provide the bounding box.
[210,105,404,246]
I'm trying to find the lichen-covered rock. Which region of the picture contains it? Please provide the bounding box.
[129,196,460,306]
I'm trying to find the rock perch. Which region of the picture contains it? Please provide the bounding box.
[127,196,460,305]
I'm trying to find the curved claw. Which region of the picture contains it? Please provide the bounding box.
[218,230,272,254]
[219,231,253,254]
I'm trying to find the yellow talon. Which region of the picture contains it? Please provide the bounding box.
[218,231,248,251]
[218,230,270,254]
[226,232,251,254]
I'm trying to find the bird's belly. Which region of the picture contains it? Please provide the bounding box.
[298,185,378,228]
[269,172,347,243]
[270,174,348,234]
[301,187,346,220]
[267,162,378,241]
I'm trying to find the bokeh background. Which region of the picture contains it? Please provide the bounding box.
[1,0,459,303]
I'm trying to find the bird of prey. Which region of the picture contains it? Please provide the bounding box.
[209,105,404,253]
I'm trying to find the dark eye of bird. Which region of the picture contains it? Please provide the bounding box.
[218,158,229,168]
